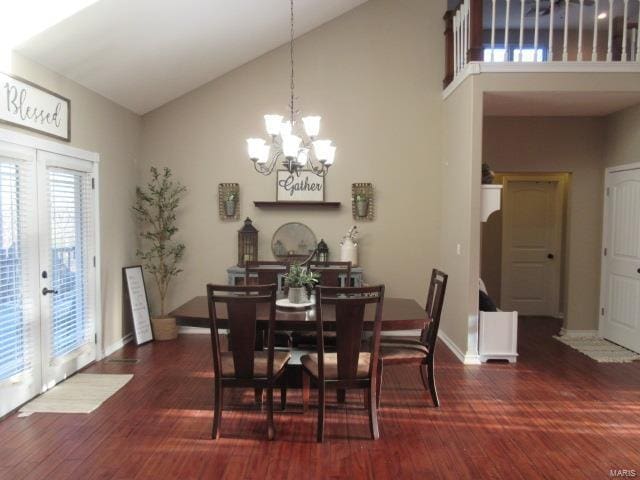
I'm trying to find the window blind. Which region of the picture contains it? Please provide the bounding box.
[47,168,95,360]
[0,158,35,381]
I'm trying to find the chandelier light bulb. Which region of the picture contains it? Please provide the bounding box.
[246,138,266,160]
[324,145,336,165]
[312,139,332,161]
[302,116,321,137]
[296,148,309,166]
[280,120,293,137]
[264,114,284,135]
[282,134,302,158]
[257,144,271,164]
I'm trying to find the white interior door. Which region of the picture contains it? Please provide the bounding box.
[501,178,564,315]
[600,166,640,353]
[0,141,41,417]
[37,151,97,388]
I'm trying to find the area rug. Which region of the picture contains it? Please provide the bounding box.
[19,373,133,415]
[553,335,640,363]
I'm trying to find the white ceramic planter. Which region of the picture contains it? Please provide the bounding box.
[340,238,358,266]
[288,287,308,304]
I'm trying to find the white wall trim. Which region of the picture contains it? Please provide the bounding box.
[558,328,600,338]
[0,127,99,162]
[438,330,481,365]
[442,61,640,100]
[103,333,134,357]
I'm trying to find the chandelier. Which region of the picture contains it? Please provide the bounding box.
[246,0,336,177]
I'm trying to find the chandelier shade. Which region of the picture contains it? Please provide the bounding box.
[245,0,336,177]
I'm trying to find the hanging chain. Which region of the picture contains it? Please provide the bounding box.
[289,0,295,123]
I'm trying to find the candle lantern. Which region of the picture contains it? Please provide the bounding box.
[238,217,258,267]
[316,238,329,263]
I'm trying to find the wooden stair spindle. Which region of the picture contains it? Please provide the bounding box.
[443,10,455,88]
[468,0,484,62]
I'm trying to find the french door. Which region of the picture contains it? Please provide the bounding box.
[0,140,98,417]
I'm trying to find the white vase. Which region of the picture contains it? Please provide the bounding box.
[288,287,308,304]
[340,238,358,266]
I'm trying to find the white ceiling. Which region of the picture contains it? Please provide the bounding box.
[484,91,640,117]
[15,0,368,114]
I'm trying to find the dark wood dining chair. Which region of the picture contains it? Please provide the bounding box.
[376,269,448,408]
[207,284,291,440]
[245,260,290,291]
[301,285,385,442]
[307,261,352,287]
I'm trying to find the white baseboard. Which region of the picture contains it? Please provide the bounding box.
[103,332,134,358]
[558,328,599,338]
[178,326,210,334]
[437,330,481,365]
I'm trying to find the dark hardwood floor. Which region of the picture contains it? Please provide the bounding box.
[1,317,639,479]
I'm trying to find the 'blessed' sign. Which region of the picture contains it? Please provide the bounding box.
[276,170,324,202]
[1,72,70,141]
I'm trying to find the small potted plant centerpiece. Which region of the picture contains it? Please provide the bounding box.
[225,192,237,217]
[284,263,320,304]
[133,166,186,341]
[355,193,369,218]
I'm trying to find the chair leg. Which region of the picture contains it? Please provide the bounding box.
[427,357,439,407]
[280,388,287,410]
[419,363,430,392]
[302,371,310,413]
[317,382,325,443]
[266,387,275,440]
[375,358,383,409]
[254,388,263,406]
[212,381,223,440]
[337,389,346,403]
[367,384,379,440]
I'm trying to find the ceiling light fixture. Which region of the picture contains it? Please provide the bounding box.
[246,0,335,177]
[597,12,607,19]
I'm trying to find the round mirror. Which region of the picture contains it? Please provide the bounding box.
[271,222,317,263]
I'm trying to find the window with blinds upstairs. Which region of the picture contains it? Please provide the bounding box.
[47,168,94,360]
[0,158,35,381]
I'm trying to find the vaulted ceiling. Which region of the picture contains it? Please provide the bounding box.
[14,0,369,114]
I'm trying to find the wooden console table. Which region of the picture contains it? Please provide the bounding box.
[226,265,363,290]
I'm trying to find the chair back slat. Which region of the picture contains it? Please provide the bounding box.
[315,285,385,382]
[308,261,352,287]
[207,284,277,379]
[420,269,448,354]
[335,303,366,380]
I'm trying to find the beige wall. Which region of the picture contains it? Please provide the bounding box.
[482,117,605,331]
[140,0,444,317]
[604,104,640,168]
[6,52,142,350]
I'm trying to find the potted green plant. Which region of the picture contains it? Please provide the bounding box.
[355,193,369,218]
[225,192,237,217]
[283,263,320,304]
[133,166,186,341]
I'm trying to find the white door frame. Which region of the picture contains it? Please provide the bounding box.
[0,128,103,360]
[500,173,566,317]
[599,161,640,337]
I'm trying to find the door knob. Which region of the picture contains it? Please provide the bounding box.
[42,287,58,296]
[547,253,555,259]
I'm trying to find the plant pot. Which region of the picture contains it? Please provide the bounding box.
[288,286,308,304]
[340,238,358,267]
[356,200,369,217]
[151,316,178,341]
[225,200,236,217]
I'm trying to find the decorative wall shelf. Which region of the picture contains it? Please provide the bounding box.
[254,201,341,208]
[481,185,502,222]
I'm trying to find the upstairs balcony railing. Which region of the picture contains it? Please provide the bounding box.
[444,0,640,88]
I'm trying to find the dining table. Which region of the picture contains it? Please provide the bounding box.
[169,295,430,331]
